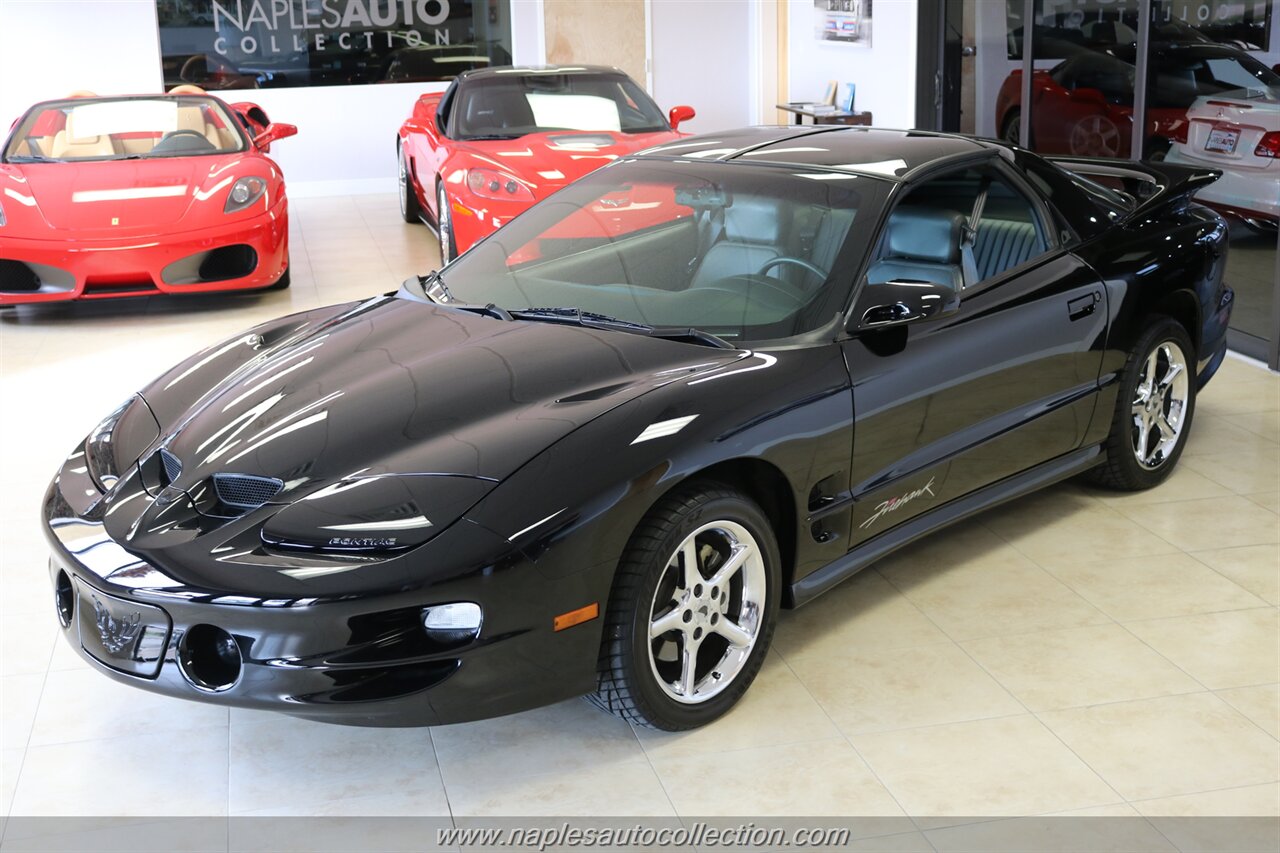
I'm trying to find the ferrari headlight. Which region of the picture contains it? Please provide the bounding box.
[84,396,136,491]
[224,177,267,213]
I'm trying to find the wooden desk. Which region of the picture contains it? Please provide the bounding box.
[777,105,873,126]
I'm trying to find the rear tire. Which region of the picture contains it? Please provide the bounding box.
[589,483,780,730]
[398,145,420,224]
[1089,317,1196,491]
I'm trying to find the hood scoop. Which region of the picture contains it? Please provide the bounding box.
[211,473,284,512]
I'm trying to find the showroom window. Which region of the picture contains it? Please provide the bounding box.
[156,0,513,90]
[921,0,1280,368]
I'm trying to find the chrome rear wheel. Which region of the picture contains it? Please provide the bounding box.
[1131,341,1189,470]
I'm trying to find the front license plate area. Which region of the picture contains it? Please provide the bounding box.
[1205,128,1240,154]
[75,581,171,678]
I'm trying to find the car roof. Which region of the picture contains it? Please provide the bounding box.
[458,64,630,83]
[631,126,1008,183]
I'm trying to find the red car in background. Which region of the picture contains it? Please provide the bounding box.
[995,44,1278,160]
[0,93,296,305]
[396,65,695,262]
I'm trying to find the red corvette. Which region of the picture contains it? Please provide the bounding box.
[396,65,695,261]
[995,44,1279,160]
[0,93,297,305]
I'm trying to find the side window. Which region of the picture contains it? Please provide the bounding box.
[972,173,1049,283]
[871,166,1049,291]
[437,83,456,136]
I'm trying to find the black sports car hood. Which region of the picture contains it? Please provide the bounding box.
[139,294,741,500]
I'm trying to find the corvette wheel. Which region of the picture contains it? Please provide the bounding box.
[590,483,779,730]
[1002,109,1021,146]
[1090,317,1196,490]
[436,182,457,264]
[1069,114,1121,157]
[398,146,420,224]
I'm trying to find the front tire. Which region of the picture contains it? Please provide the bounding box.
[589,483,780,730]
[1090,317,1196,490]
[398,145,420,224]
[436,181,457,264]
[1002,108,1022,146]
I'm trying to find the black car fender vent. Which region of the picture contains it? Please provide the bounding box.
[159,449,183,485]
[212,473,284,510]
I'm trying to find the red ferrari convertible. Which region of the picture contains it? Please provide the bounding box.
[396,65,695,261]
[0,93,296,305]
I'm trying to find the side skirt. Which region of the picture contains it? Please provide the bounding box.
[788,443,1105,607]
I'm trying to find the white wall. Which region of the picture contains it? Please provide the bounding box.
[0,1,163,128]
[786,0,918,128]
[649,0,756,133]
[0,0,545,196]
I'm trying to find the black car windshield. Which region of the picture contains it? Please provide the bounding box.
[435,160,880,343]
[3,96,247,162]
[453,72,670,139]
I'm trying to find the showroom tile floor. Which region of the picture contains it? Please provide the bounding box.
[0,195,1277,831]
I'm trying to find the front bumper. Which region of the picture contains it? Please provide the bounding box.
[0,200,289,305]
[41,446,607,726]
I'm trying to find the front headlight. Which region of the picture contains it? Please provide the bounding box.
[465,167,534,201]
[0,200,6,227]
[224,176,267,214]
[84,397,136,491]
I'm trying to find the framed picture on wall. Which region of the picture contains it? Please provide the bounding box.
[814,0,872,47]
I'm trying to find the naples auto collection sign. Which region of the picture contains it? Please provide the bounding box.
[157,0,512,89]
[1006,0,1274,56]
[209,0,454,56]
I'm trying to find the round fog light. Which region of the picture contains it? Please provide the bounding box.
[178,624,242,692]
[55,570,74,628]
[422,602,482,644]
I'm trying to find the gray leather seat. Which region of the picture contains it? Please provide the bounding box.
[865,208,965,290]
[690,198,783,287]
[973,219,1040,281]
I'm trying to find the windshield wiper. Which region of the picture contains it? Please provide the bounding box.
[7,154,55,163]
[407,271,514,321]
[512,306,651,330]
[462,134,522,141]
[512,307,735,349]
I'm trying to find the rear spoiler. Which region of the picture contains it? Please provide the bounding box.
[1047,156,1221,220]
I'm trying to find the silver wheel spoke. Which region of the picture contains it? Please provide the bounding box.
[1156,413,1177,441]
[1134,412,1151,455]
[1158,361,1183,392]
[680,540,702,592]
[679,640,699,697]
[650,608,684,640]
[708,543,751,589]
[715,617,753,649]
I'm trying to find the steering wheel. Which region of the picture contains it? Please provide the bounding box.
[159,129,208,143]
[757,256,829,290]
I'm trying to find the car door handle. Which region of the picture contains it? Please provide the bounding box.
[1068,292,1101,321]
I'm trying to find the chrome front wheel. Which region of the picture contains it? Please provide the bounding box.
[590,484,780,730]
[397,146,419,224]
[436,182,455,264]
[647,521,767,705]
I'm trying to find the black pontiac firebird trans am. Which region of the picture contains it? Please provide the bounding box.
[44,127,1233,730]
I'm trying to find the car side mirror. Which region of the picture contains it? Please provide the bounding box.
[856,280,960,330]
[1069,87,1107,106]
[253,123,298,149]
[668,105,696,131]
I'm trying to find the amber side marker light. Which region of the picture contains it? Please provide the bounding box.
[554,602,599,632]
